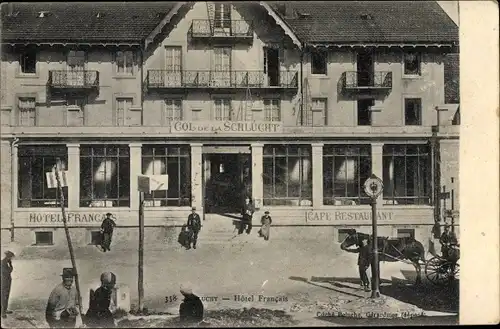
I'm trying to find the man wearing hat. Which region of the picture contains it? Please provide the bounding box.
[1,250,15,318]
[439,224,458,259]
[46,268,80,328]
[187,207,202,250]
[84,272,117,328]
[258,211,272,241]
[100,213,117,252]
[179,284,204,323]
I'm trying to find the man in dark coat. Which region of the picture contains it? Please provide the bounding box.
[439,225,458,259]
[100,213,116,252]
[179,285,204,323]
[1,250,14,318]
[84,272,116,328]
[187,207,202,249]
[239,198,254,235]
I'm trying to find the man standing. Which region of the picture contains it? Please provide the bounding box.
[239,198,254,235]
[100,213,116,252]
[179,284,204,323]
[1,250,15,318]
[46,268,80,328]
[84,272,117,328]
[187,207,202,249]
[439,224,458,259]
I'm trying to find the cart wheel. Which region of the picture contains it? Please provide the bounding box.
[425,256,451,286]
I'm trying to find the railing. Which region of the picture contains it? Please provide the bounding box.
[48,70,100,89]
[344,71,392,89]
[147,70,298,89]
[189,19,253,38]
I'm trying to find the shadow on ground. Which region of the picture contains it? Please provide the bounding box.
[380,278,459,314]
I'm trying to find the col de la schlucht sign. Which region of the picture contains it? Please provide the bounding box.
[171,121,283,134]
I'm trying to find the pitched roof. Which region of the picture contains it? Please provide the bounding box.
[444,53,460,104]
[269,1,459,44]
[0,2,178,43]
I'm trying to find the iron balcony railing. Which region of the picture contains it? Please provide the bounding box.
[48,70,100,89]
[147,70,298,89]
[189,19,253,38]
[344,71,392,89]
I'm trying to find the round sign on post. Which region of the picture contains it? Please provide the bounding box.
[363,174,384,198]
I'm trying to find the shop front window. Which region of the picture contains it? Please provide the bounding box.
[263,145,312,206]
[80,145,130,207]
[18,146,68,208]
[382,144,431,205]
[141,145,191,207]
[323,145,372,205]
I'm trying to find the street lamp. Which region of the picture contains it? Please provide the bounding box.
[363,174,384,298]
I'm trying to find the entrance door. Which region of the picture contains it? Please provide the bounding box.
[67,50,86,86]
[165,46,182,87]
[213,47,231,87]
[264,47,280,87]
[356,50,374,87]
[204,153,251,213]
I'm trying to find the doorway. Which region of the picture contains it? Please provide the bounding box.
[356,49,374,87]
[265,47,280,87]
[203,153,251,213]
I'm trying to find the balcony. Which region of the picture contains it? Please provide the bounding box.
[188,19,253,42]
[146,70,298,92]
[48,70,100,91]
[344,71,392,90]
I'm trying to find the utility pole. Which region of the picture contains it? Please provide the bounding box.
[363,174,384,299]
[54,159,83,316]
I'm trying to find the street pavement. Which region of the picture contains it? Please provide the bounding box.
[1,223,458,328]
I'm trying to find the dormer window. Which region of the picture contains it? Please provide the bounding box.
[404,52,421,76]
[37,11,51,18]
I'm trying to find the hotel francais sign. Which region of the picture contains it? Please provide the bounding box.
[171,121,284,134]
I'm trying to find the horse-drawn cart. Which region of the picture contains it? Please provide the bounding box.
[424,245,460,286]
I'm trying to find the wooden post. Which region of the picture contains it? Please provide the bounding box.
[138,191,145,312]
[54,160,83,315]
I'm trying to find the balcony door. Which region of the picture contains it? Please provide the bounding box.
[165,46,182,87]
[264,47,280,87]
[213,2,231,36]
[356,49,374,87]
[212,47,231,87]
[67,50,86,86]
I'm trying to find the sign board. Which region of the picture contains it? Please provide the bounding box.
[306,210,394,223]
[363,174,384,198]
[137,175,169,193]
[46,171,69,188]
[171,121,283,134]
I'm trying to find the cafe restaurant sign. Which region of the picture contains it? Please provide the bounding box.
[306,210,394,224]
[171,121,283,134]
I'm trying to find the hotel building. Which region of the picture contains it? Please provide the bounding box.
[0,2,459,249]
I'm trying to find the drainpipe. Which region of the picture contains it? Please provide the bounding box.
[11,137,19,242]
[140,45,145,124]
[299,46,305,126]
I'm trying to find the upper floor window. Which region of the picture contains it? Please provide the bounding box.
[213,98,232,121]
[66,97,86,126]
[67,50,86,70]
[116,50,134,75]
[116,98,137,126]
[264,99,281,122]
[403,52,421,76]
[20,50,37,74]
[404,98,422,125]
[164,99,183,124]
[18,97,36,126]
[311,50,327,75]
[357,99,374,126]
[214,3,231,28]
